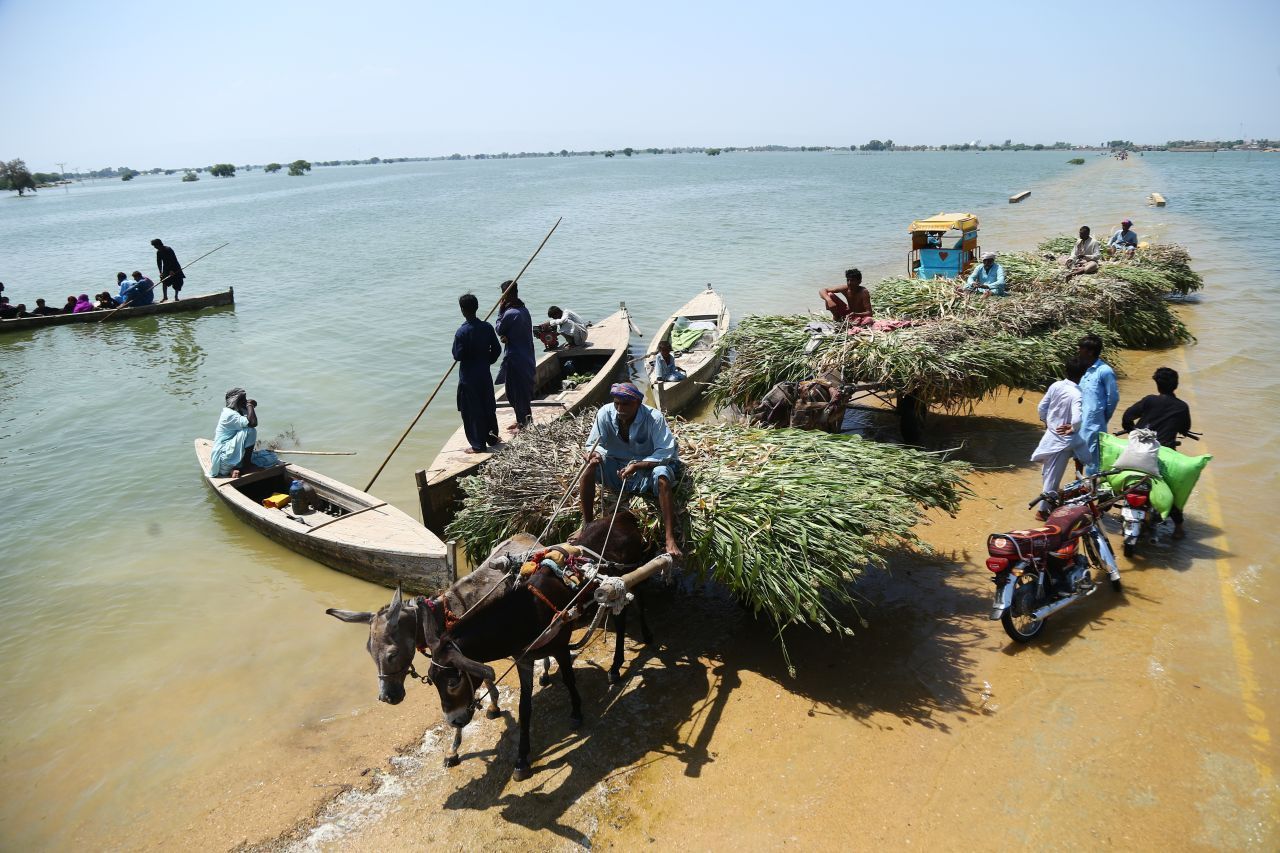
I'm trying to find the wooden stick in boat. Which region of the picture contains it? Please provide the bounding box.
[303,501,389,534]
[364,218,562,492]
[99,242,230,321]
[274,449,357,456]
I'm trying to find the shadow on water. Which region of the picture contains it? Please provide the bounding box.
[437,546,990,842]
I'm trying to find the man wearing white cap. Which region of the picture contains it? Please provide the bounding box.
[964,252,1006,296]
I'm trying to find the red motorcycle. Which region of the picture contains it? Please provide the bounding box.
[986,472,1122,642]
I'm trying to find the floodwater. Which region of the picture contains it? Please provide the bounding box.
[0,151,1276,849]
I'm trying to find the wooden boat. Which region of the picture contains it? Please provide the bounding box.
[644,284,730,415]
[0,289,234,333]
[416,303,634,535]
[195,439,450,591]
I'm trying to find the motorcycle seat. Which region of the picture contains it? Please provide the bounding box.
[1046,505,1091,538]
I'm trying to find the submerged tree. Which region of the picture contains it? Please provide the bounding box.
[209,163,236,177]
[2,159,38,195]
[264,162,282,173]
[287,159,311,176]
[182,170,199,182]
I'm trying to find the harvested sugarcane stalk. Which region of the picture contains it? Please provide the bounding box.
[446,410,972,674]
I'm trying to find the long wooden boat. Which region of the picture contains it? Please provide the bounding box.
[416,303,634,535]
[0,289,234,333]
[644,284,730,415]
[195,439,450,591]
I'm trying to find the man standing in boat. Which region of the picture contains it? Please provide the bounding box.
[495,280,536,431]
[577,381,683,559]
[453,292,502,454]
[151,238,185,301]
[818,268,873,325]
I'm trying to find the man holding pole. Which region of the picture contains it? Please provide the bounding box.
[151,238,185,301]
[495,280,536,431]
[453,292,502,454]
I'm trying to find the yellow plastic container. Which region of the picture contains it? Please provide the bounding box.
[263,493,291,509]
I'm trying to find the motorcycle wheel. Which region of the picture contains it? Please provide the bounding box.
[1001,575,1045,642]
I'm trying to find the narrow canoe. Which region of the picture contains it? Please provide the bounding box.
[195,439,450,592]
[644,284,730,416]
[0,289,234,333]
[416,303,634,535]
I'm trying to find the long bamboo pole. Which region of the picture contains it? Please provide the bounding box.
[99,242,230,321]
[363,217,562,492]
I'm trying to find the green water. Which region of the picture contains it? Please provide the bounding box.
[1,150,1275,847]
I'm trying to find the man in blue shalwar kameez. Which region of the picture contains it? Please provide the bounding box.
[452,293,502,453]
[495,280,536,431]
[1076,334,1119,475]
[578,382,684,558]
[208,388,259,477]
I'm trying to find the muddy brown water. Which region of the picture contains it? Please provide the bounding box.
[6,154,1277,849]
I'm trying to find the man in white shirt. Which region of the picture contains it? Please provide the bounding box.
[1030,357,1086,518]
[546,305,588,347]
[1062,225,1102,281]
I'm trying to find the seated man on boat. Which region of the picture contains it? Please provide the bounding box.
[122,271,156,307]
[1108,219,1138,253]
[650,338,687,382]
[0,297,16,319]
[115,272,130,301]
[578,381,683,558]
[818,268,873,325]
[208,388,261,478]
[538,305,588,350]
[61,295,78,314]
[1062,225,1102,281]
[30,298,60,317]
[964,252,1006,296]
[94,292,119,310]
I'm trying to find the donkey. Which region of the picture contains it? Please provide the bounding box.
[423,513,672,780]
[327,512,665,779]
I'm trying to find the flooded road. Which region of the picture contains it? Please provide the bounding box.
[4,152,1276,849]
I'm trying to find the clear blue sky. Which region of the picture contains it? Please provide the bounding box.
[3,0,1278,170]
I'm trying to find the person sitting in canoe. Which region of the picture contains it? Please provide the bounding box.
[577,381,683,558]
[650,338,687,382]
[115,272,130,301]
[818,268,873,325]
[94,292,118,310]
[0,297,16,319]
[964,252,1007,296]
[61,295,78,314]
[72,294,94,313]
[208,389,260,478]
[30,298,60,317]
[128,272,156,306]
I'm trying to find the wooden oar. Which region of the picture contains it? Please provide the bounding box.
[274,449,356,456]
[99,241,230,321]
[363,218,562,492]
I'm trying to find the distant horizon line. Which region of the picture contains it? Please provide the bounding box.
[27,137,1277,177]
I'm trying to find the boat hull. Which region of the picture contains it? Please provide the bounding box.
[646,286,730,416]
[417,306,633,535]
[195,439,450,592]
[1,289,234,333]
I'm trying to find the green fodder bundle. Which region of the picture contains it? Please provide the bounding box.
[708,315,1120,412]
[870,271,1192,349]
[446,411,972,669]
[1034,234,1204,295]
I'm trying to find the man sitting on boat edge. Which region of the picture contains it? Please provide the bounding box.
[208,389,279,478]
[577,382,684,559]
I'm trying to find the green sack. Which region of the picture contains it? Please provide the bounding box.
[1100,432,1211,510]
[1106,470,1175,516]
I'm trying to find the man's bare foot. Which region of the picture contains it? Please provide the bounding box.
[463,447,482,455]
[665,539,683,560]
[506,423,523,432]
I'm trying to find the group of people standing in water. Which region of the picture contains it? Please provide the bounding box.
[0,238,184,320]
